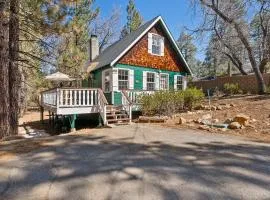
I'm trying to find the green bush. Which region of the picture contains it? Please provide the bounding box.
[223,83,242,95]
[183,87,204,110]
[139,88,204,116]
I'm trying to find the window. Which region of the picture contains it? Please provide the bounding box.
[152,34,164,56]
[176,76,183,90]
[147,72,155,91]
[160,74,169,90]
[118,69,129,90]
[104,70,110,92]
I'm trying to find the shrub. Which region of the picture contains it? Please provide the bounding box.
[139,88,204,116]
[223,83,242,95]
[183,88,204,110]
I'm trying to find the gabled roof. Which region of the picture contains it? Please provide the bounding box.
[85,16,193,75]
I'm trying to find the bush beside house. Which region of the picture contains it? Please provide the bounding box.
[139,88,204,116]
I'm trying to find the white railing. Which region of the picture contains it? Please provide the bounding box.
[41,88,108,124]
[42,88,57,106]
[57,88,100,107]
[125,90,155,104]
[121,91,133,122]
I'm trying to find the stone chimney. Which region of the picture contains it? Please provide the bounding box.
[89,35,99,61]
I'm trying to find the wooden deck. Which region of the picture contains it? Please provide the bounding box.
[40,88,155,128]
[41,88,109,124]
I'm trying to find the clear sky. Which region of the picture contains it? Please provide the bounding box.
[94,0,207,60]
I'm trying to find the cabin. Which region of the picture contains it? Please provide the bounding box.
[40,16,192,131]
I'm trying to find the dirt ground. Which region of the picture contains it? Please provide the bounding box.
[2,95,270,147]
[164,95,270,143]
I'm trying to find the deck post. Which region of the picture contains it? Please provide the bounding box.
[49,111,51,125]
[40,106,44,124]
[98,114,102,127]
[52,112,55,128]
[69,114,77,132]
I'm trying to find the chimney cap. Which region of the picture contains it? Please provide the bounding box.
[91,34,98,38]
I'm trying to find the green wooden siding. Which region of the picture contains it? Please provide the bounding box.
[104,92,112,105]
[84,63,187,105]
[113,63,187,105]
[115,63,186,90]
[113,92,122,105]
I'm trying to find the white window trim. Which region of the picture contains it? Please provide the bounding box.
[118,68,129,91]
[149,33,164,56]
[174,75,187,91]
[145,71,156,91]
[102,68,112,93]
[160,73,169,90]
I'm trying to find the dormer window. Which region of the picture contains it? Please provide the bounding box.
[148,33,164,56]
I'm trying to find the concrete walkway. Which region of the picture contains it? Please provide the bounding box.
[1,124,270,200]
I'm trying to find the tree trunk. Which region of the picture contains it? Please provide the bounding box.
[0,2,10,139]
[9,0,20,136]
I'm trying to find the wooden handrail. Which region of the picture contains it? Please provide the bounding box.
[98,89,109,105]
[121,90,133,105]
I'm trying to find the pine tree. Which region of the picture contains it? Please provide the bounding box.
[56,0,99,78]
[120,0,143,38]
[0,1,10,138]
[9,0,21,136]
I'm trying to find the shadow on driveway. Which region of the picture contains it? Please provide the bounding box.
[0,127,270,200]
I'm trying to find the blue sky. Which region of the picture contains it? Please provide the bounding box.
[94,0,207,60]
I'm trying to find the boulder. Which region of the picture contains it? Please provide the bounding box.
[224,104,231,109]
[224,118,233,124]
[211,106,217,111]
[193,119,202,124]
[198,125,211,131]
[201,119,211,125]
[229,122,241,129]
[212,118,219,123]
[233,114,250,125]
[179,117,187,125]
[194,105,204,110]
[202,114,212,120]
[216,106,222,110]
[217,128,227,132]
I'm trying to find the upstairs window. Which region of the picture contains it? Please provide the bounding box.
[146,72,155,91]
[148,33,164,56]
[118,69,129,90]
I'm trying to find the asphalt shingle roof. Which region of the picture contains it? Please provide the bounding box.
[85,16,192,75]
[85,17,159,72]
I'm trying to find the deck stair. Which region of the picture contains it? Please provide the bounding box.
[106,105,130,125]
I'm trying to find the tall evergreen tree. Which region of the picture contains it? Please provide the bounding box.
[9,0,21,136]
[0,0,10,138]
[120,0,143,38]
[56,0,99,77]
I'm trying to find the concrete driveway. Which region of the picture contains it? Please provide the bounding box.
[1,124,270,200]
